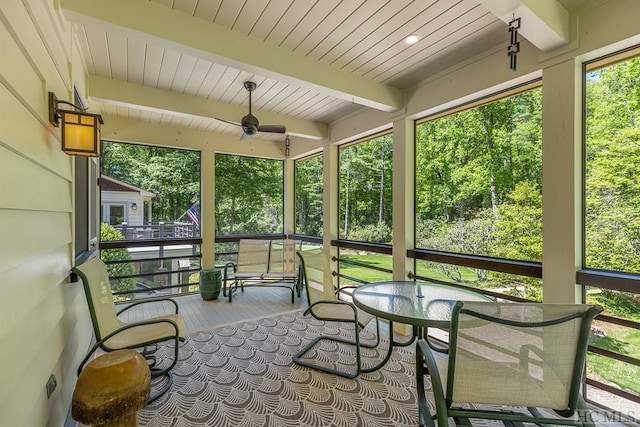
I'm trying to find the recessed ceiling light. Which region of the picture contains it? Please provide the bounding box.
[404,35,420,45]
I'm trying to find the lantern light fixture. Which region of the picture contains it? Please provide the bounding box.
[48,92,104,157]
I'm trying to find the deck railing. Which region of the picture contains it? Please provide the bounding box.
[114,222,198,240]
[100,237,202,300]
[97,232,638,418]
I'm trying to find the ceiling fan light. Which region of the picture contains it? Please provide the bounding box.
[242,124,258,135]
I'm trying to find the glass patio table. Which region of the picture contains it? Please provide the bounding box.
[352,280,492,371]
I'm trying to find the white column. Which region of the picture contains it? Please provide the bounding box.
[323,144,339,298]
[201,150,215,269]
[541,58,582,303]
[283,158,295,236]
[392,118,415,281]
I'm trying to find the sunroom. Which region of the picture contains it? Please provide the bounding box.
[2,1,640,425]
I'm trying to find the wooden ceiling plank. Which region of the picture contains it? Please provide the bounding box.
[192,0,223,22]
[263,0,314,46]
[279,0,341,52]
[214,0,246,29]
[156,49,182,91]
[60,0,403,111]
[170,54,199,93]
[357,4,491,77]
[73,25,96,75]
[278,89,318,116]
[142,44,165,87]
[231,0,270,35]
[373,12,500,83]
[196,62,227,98]
[83,28,112,77]
[322,0,423,65]
[249,0,295,41]
[341,0,463,74]
[126,38,146,85]
[183,59,213,95]
[306,0,390,59]
[208,67,241,101]
[171,0,199,16]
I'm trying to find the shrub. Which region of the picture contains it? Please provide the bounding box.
[100,223,136,299]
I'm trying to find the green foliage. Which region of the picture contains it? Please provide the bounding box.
[347,222,392,243]
[490,181,542,262]
[295,155,324,235]
[585,58,640,274]
[339,134,393,242]
[588,289,640,321]
[415,88,542,225]
[215,154,284,235]
[99,223,136,299]
[101,142,201,223]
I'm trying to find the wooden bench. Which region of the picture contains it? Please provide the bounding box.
[223,239,302,303]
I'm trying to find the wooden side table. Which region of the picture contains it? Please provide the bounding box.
[72,349,150,427]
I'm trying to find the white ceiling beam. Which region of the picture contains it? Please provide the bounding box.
[88,75,327,140]
[59,0,404,112]
[102,116,288,159]
[479,0,569,51]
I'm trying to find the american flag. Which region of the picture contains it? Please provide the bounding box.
[186,206,199,229]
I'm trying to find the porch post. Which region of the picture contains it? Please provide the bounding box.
[201,150,215,269]
[323,143,339,299]
[283,158,294,236]
[392,117,414,281]
[542,58,582,304]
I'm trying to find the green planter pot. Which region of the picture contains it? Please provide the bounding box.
[200,268,222,300]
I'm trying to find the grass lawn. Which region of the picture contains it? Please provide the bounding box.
[339,254,392,283]
[589,328,640,394]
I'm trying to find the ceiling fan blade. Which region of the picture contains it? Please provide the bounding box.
[257,124,286,134]
[240,132,253,141]
[215,117,241,127]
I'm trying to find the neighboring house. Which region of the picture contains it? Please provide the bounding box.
[100,175,155,226]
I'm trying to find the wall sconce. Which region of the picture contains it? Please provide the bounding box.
[131,202,138,211]
[48,92,104,157]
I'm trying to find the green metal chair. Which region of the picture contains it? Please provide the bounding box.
[416,301,602,427]
[293,248,380,378]
[73,257,186,403]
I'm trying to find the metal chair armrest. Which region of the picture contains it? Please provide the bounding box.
[116,297,180,316]
[77,318,181,376]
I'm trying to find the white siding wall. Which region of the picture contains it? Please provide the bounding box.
[0,2,93,426]
[101,190,145,226]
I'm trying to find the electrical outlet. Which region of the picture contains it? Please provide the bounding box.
[46,374,57,398]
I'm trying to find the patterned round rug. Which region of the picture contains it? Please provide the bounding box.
[139,310,420,427]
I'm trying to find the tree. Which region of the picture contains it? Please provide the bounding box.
[215,154,284,235]
[339,134,393,242]
[295,155,323,236]
[415,88,542,259]
[101,142,201,223]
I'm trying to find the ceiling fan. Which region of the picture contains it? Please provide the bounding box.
[216,81,286,140]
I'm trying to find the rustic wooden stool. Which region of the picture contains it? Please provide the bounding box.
[72,349,151,427]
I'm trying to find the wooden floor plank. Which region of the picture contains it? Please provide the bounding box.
[117,287,307,333]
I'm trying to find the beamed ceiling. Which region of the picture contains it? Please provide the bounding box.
[59,0,589,145]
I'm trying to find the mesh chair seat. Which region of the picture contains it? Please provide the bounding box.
[224,239,302,302]
[416,301,603,427]
[293,248,380,378]
[100,314,185,350]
